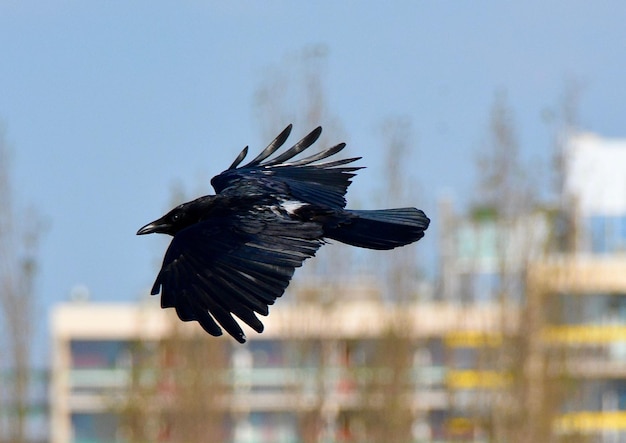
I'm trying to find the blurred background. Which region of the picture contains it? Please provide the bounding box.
[2,1,626,442]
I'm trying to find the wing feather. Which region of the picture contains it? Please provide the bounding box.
[280,143,347,166]
[228,146,249,169]
[241,124,293,167]
[150,213,323,343]
[211,125,361,210]
[263,126,322,165]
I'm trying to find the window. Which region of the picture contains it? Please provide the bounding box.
[71,412,119,442]
[70,340,130,369]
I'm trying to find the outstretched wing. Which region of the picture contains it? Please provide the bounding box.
[211,125,363,209]
[150,210,324,343]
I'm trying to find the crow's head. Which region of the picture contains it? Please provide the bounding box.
[137,197,214,236]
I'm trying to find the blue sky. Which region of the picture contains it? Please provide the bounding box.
[1,1,626,353]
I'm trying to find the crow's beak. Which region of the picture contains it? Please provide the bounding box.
[137,219,169,235]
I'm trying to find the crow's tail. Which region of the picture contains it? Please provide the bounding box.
[326,208,430,250]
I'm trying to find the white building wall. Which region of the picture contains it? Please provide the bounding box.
[566,132,626,217]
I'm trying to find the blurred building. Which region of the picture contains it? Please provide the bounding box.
[546,132,626,440]
[50,279,517,443]
[439,132,626,441]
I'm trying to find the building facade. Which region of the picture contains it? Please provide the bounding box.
[50,284,514,443]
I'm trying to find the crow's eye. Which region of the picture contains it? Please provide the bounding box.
[172,213,181,222]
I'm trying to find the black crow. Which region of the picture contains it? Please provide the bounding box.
[137,125,429,343]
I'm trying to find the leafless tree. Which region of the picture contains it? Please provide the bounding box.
[255,45,354,441]
[548,79,585,254]
[0,123,42,442]
[454,91,586,443]
[475,91,535,219]
[348,117,423,443]
[549,79,584,204]
[468,92,540,442]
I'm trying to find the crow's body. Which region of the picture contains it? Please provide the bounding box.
[138,125,429,343]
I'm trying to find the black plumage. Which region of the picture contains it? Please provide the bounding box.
[137,125,430,343]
